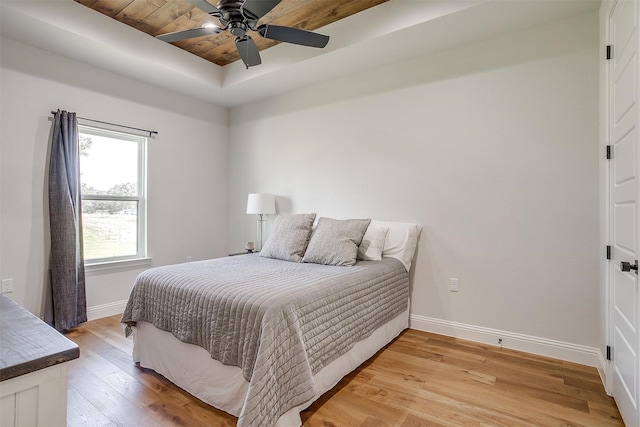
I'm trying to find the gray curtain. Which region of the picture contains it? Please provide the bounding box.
[48,109,87,331]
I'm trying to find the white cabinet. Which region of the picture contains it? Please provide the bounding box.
[0,363,70,427]
[0,295,79,427]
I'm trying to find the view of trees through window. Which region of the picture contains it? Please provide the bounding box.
[79,128,145,261]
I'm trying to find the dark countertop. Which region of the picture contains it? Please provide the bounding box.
[0,294,79,381]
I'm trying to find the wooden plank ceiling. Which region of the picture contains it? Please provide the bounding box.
[74,0,389,66]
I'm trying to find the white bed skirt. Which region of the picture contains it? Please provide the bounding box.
[132,306,409,427]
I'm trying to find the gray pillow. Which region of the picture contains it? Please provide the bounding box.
[260,213,316,262]
[302,217,371,266]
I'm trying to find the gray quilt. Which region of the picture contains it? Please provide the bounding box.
[121,255,409,427]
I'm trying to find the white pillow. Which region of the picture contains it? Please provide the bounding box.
[370,220,422,271]
[357,225,389,261]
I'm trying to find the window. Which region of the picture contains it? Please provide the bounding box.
[79,125,147,264]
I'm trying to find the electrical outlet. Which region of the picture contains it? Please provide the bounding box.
[1,278,14,293]
[186,256,192,262]
[449,278,459,292]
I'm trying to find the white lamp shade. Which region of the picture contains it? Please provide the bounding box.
[246,193,276,215]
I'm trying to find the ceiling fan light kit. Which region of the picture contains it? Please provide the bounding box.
[156,0,330,68]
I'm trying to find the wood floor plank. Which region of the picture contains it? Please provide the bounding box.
[101,370,162,409]
[494,377,590,413]
[302,398,370,426]
[65,317,624,427]
[67,385,115,427]
[421,373,618,427]
[400,413,448,427]
[588,400,627,423]
[68,364,163,426]
[363,368,535,427]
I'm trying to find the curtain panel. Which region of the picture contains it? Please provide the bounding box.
[48,109,87,331]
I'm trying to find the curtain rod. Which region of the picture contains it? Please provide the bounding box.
[50,111,158,137]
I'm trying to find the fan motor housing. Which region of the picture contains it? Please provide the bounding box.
[228,21,247,37]
[215,0,254,34]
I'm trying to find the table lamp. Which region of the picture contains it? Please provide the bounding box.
[246,193,276,251]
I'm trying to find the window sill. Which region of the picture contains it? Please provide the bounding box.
[85,257,152,274]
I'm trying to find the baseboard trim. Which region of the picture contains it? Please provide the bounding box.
[597,349,611,395]
[410,314,602,368]
[87,300,127,321]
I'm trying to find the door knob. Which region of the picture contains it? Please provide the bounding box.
[620,260,638,273]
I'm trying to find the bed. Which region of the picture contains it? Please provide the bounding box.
[121,215,421,427]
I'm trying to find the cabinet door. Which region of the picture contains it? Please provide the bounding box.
[0,364,69,427]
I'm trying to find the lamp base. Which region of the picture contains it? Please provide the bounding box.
[256,215,265,252]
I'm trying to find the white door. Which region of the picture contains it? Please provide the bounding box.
[609,1,640,426]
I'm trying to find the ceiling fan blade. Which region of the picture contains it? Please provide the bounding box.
[241,0,282,21]
[185,0,221,15]
[156,26,221,42]
[257,25,329,48]
[235,36,261,68]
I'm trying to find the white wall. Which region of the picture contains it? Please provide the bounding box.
[0,37,229,317]
[229,12,600,349]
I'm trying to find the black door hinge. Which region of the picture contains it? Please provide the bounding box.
[606,245,612,260]
[607,145,612,159]
[606,345,612,361]
[606,45,612,60]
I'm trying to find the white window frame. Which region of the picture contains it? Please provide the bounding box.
[78,125,148,268]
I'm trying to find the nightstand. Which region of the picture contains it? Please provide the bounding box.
[228,251,254,256]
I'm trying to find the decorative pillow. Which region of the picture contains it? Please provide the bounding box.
[370,220,422,271]
[302,217,371,266]
[259,213,316,262]
[357,224,389,261]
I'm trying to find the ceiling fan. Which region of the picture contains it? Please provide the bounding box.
[156,0,330,68]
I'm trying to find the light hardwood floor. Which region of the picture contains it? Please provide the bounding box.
[65,316,623,426]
